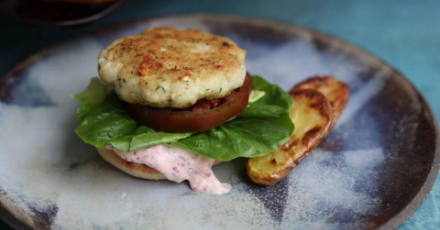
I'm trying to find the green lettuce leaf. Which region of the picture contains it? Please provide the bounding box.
[73,76,294,161]
[71,78,114,121]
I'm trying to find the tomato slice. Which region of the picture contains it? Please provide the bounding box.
[126,73,253,133]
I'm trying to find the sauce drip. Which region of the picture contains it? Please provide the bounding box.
[108,145,231,194]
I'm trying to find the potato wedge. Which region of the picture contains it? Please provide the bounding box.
[247,76,350,185]
[247,89,333,185]
[291,76,349,128]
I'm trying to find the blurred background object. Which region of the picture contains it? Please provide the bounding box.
[45,0,120,4]
[0,0,123,26]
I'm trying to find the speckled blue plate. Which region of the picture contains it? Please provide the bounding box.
[0,15,439,230]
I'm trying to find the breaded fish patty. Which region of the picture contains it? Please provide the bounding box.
[98,27,247,108]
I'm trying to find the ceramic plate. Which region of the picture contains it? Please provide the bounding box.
[0,15,439,230]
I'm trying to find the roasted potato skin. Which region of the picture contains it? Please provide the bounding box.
[247,76,350,186]
[291,76,350,128]
[247,89,333,185]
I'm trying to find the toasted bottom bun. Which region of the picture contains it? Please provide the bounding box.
[97,147,167,180]
[97,147,221,181]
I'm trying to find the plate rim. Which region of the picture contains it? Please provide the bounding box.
[0,13,439,230]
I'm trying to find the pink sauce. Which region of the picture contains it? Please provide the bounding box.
[108,145,231,194]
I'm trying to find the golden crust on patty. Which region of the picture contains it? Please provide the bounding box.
[98,27,247,108]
